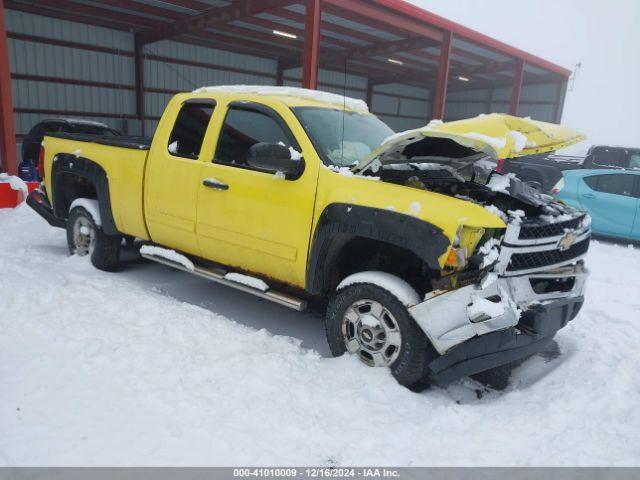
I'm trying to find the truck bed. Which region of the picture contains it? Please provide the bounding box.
[48,132,151,150]
[42,132,151,240]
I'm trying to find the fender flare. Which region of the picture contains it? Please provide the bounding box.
[305,203,450,295]
[51,154,119,235]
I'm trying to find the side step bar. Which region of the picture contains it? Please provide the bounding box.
[140,251,307,312]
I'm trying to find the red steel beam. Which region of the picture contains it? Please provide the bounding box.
[0,0,17,174]
[31,0,165,30]
[14,108,137,119]
[11,73,135,90]
[301,0,321,89]
[7,32,134,56]
[5,0,142,32]
[509,59,525,115]
[322,0,443,43]
[431,31,452,120]
[369,0,571,78]
[140,0,296,45]
[154,0,211,11]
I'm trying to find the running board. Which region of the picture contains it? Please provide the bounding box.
[140,251,307,311]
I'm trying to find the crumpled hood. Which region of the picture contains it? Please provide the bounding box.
[354,113,585,173]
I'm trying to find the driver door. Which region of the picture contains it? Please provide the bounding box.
[196,101,318,288]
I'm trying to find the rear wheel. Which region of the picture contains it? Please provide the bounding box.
[325,283,436,390]
[67,206,121,272]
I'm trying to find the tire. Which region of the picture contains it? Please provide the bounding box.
[67,206,121,272]
[325,283,437,390]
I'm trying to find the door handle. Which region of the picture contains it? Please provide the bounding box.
[581,193,595,199]
[203,178,229,191]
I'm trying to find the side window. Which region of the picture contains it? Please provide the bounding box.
[583,176,598,190]
[629,153,640,169]
[214,106,296,168]
[592,148,626,168]
[168,100,215,159]
[585,174,635,197]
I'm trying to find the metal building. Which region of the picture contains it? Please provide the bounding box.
[0,0,571,174]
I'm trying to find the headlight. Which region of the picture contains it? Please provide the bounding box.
[445,226,486,268]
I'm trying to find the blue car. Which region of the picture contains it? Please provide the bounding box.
[557,169,640,241]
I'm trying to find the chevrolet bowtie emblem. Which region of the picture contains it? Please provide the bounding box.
[558,230,578,251]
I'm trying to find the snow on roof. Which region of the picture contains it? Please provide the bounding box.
[193,85,369,113]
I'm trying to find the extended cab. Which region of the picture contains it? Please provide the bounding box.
[28,86,590,389]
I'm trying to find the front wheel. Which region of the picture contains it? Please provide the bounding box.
[325,283,436,390]
[67,206,121,272]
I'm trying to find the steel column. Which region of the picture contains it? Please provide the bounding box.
[134,34,145,136]
[301,0,321,89]
[509,59,525,116]
[0,0,17,174]
[431,31,452,120]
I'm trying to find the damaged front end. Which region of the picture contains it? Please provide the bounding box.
[354,114,590,385]
[410,207,590,385]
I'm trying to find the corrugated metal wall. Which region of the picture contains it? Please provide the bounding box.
[142,40,279,133]
[7,9,135,160]
[5,9,562,163]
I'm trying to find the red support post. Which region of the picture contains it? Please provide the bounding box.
[431,30,452,120]
[0,0,17,174]
[134,34,145,136]
[301,0,321,89]
[509,59,525,116]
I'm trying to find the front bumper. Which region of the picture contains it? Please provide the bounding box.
[409,262,587,355]
[426,295,583,385]
[408,260,587,385]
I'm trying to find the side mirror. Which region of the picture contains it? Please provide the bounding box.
[246,142,305,179]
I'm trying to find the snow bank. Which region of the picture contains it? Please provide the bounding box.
[224,272,269,292]
[0,173,28,199]
[69,198,101,227]
[140,245,194,272]
[193,85,369,113]
[2,207,640,466]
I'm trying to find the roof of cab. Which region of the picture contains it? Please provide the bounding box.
[187,85,369,113]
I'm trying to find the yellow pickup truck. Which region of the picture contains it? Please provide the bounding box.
[27,86,590,390]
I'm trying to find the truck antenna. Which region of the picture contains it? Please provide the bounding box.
[341,57,347,165]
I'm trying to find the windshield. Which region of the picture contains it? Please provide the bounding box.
[293,107,394,167]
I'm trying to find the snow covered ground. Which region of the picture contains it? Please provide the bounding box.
[1,205,639,466]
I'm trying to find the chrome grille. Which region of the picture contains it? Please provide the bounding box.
[507,238,590,272]
[518,215,586,240]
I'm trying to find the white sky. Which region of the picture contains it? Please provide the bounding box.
[409,0,640,154]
